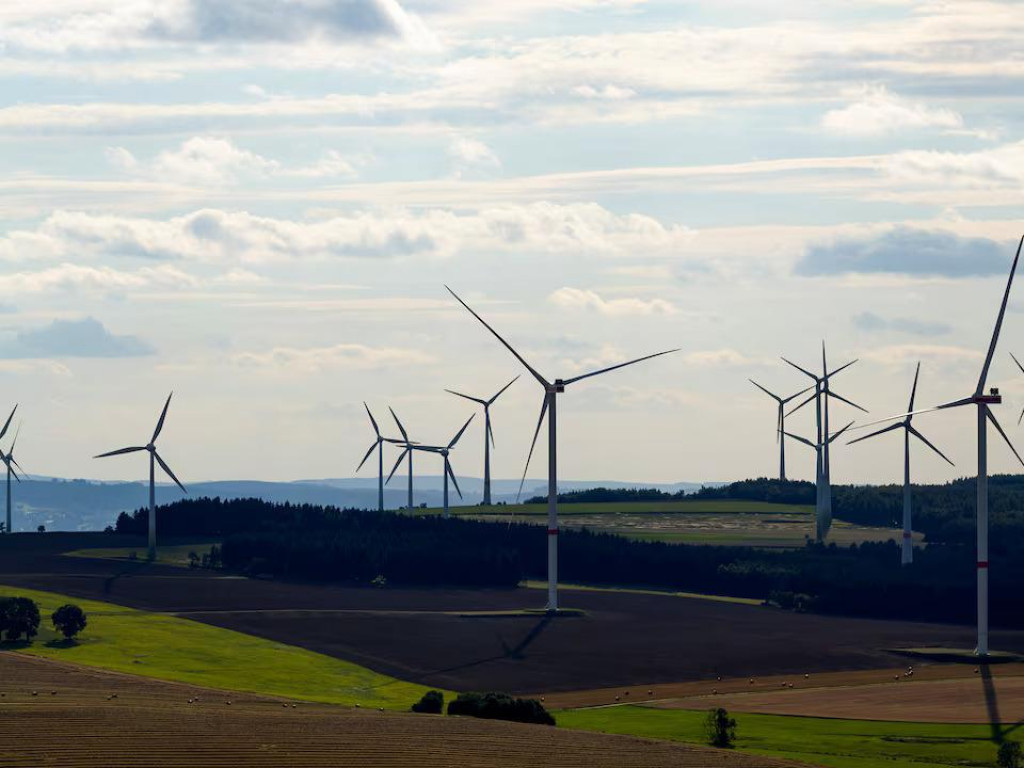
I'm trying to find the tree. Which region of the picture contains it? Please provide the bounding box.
[51,604,87,640]
[704,707,737,749]
[0,597,41,643]
[411,690,444,714]
[36,525,45,533]
[999,741,1022,768]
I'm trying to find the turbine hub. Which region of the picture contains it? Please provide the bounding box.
[553,380,566,393]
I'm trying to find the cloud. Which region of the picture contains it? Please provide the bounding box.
[821,86,963,137]
[859,343,982,368]
[231,342,434,372]
[796,228,1009,278]
[448,135,501,179]
[682,349,750,366]
[0,263,197,294]
[0,317,154,359]
[886,140,1024,187]
[548,287,676,316]
[852,311,953,337]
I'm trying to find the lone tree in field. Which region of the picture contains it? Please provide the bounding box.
[999,741,1022,768]
[0,596,41,643]
[704,707,737,749]
[411,690,444,714]
[52,604,87,641]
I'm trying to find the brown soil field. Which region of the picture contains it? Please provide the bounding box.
[0,653,805,768]
[5,534,1024,695]
[541,664,1024,714]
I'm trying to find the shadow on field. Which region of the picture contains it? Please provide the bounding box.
[426,615,554,679]
[981,664,1024,744]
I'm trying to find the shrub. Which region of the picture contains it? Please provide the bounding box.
[704,707,737,749]
[411,690,444,714]
[999,741,1022,768]
[0,596,41,643]
[52,604,87,640]
[447,692,554,726]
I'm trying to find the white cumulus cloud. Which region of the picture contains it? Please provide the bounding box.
[548,287,676,316]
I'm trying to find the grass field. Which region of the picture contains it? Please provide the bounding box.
[0,584,442,710]
[418,499,916,549]
[558,705,1007,768]
[64,542,219,567]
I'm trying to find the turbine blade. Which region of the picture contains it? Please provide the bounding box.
[781,357,819,382]
[825,358,858,381]
[445,389,486,405]
[516,395,549,502]
[8,463,20,482]
[908,425,955,467]
[827,421,856,444]
[781,430,815,449]
[749,378,783,404]
[850,397,973,432]
[389,407,409,443]
[1012,352,1024,376]
[153,451,187,494]
[908,362,921,415]
[448,414,475,449]
[152,392,173,443]
[364,402,380,437]
[446,459,463,500]
[487,416,496,449]
[780,384,814,405]
[445,286,549,387]
[94,446,147,459]
[10,456,26,478]
[827,389,869,414]
[987,407,1024,468]
[847,421,903,446]
[785,390,818,418]
[356,440,378,472]
[977,235,1023,396]
[9,422,20,453]
[386,449,408,485]
[562,348,679,386]
[488,374,520,405]
[776,405,782,444]
[0,405,17,443]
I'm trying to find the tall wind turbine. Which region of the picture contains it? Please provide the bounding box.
[782,421,855,541]
[356,403,405,512]
[446,286,677,613]
[445,376,519,505]
[388,408,417,509]
[847,363,954,565]
[784,345,867,538]
[748,380,811,481]
[854,235,1024,656]
[95,393,187,561]
[0,407,19,534]
[388,415,474,518]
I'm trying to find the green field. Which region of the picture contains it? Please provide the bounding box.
[0,584,443,710]
[64,542,219,567]
[417,499,917,549]
[558,705,1007,768]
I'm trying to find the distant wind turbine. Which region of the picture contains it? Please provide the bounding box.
[0,407,19,535]
[94,393,187,561]
[445,376,519,505]
[852,235,1024,656]
[748,380,811,481]
[356,403,406,512]
[388,408,418,509]
[782,421,856,541]
[446,286,678,613]
[387,415,474,518]
[847,363,953,565]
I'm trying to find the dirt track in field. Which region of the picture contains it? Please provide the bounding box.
[0,653,806,768]
[4,534,1024,695]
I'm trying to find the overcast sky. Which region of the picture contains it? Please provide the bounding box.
[2,0,1024,488]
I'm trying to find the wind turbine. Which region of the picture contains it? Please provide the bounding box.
[446,286,678,613]
[782,421,856,541]
[0,407,19,534]
[784,344,867,539]
[387,415,474,518]
[847,363,954,565]
[388,408,418,509]
[748,380,811,481]
[853,235,1024,656]
[356,403,405,512]
[445,376,519,505]
[94,393,187,561]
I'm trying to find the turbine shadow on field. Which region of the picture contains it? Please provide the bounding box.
[981,664,1024,744]
[424,615,554,679]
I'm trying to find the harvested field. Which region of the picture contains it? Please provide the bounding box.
[0,654,804,768]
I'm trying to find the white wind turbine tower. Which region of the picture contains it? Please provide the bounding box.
[388,408,419,509]
[854,236,1024,656]
[445,376,519,505]
[782,421,856,540]
[356,403,406,512]
[0,407,20,534]
[748,380,811,481]
[446,286,677,613]
[847,363,953,565]
[784,344,867,538]
[387,415,474,518]
[95,393,188,561]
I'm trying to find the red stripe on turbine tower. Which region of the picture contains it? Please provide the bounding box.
[547,529,559,535]
[979,561,990,569]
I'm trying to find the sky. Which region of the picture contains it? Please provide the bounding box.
[1,0,1024,488]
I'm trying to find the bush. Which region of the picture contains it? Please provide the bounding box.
[999,741,1022,768]
[411,690,444,714]
[704,707,737,749]
[51,604,87,640]
[0,596,41,643]
[447,692,554,726]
